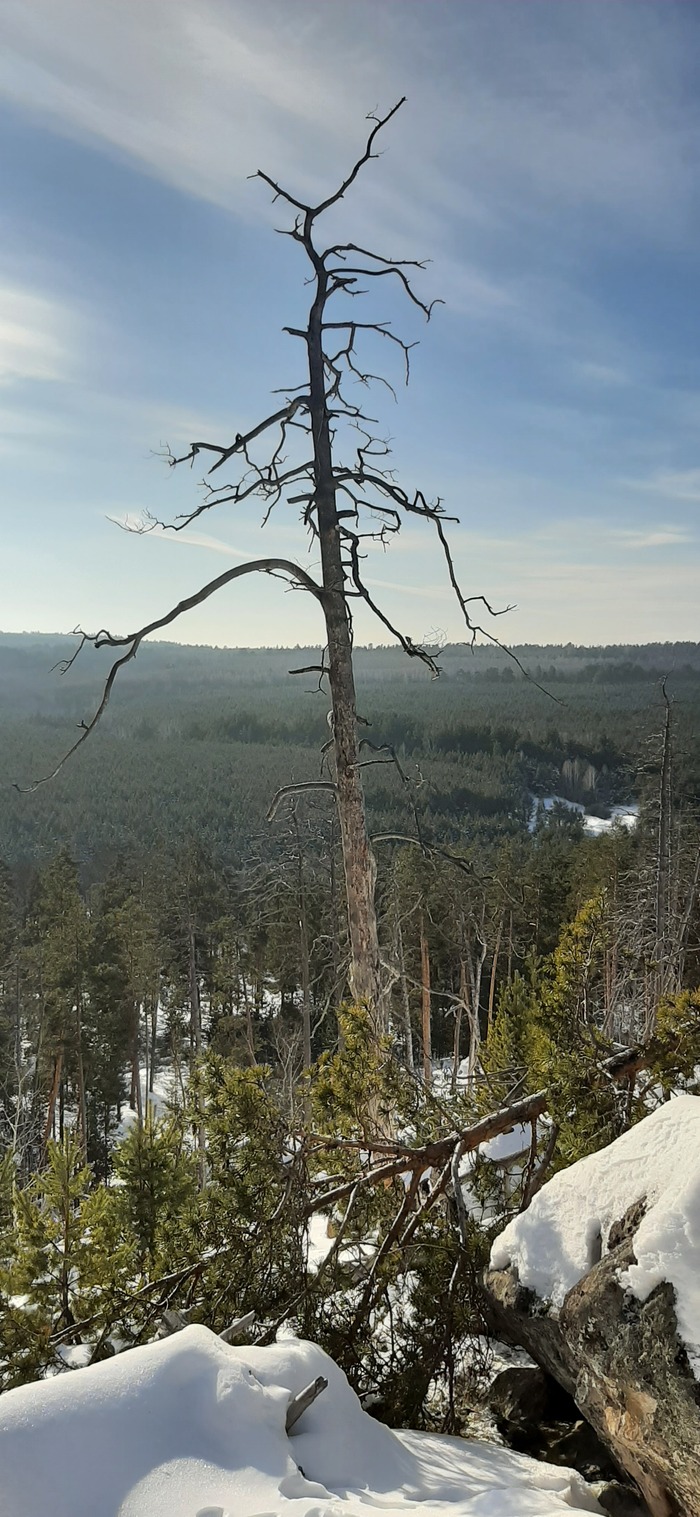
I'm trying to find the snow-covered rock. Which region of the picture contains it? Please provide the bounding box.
[485,1098,700,1517]
[490,1095,700,1371]
[0,1323,602,1516]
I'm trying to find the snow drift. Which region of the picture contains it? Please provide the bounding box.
[0,1323,601,1516]
[490,1093,700,1372]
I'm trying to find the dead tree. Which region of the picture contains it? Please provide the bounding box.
[24,101,515,1036]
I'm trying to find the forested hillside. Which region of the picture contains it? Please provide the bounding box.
[3,633,700,874]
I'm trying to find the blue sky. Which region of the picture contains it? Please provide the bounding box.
[1,0,700,648]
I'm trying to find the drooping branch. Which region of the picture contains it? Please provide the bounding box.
[17,558,324,792]
[267,782,337,821]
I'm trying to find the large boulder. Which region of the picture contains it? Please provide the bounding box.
[484,1097,700,1517]
[486,1363,620,1482]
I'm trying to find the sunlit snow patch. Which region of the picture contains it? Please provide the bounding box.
[0,1324,602,1516]
[491,1094,700,1375]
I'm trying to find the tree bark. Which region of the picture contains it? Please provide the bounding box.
[75,986,88,1155]
[294,812,313,1072]
[188,922,206,1188]
[397,917,414,1073]
[305,258,383,1029]
[450,995,462,1095]
[487,916,503,1037]
[43,1052,62,1151]
[420,911,432,1089]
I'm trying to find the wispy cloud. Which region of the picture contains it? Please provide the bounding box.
[613,527,693,549]
[113,516,254,560]
[0,0,694,247]
[629,468,700,503]
[0,284,73,384]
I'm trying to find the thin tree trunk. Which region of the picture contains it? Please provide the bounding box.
[188,923,206,1188]
[149,988,158,1094]
[673,840,700,988]
[651,683,673,1034]
[294,815,313,1072]
[75,987,88,1155]
[130,1003,143,1123]
[397,917,414,1073]
[420,911,431,1090]
[43,1052,62,1151]
[487,916,503,1037]
[467,937,486,1077]
[237,949,256,1065]
[451,996,462,1095]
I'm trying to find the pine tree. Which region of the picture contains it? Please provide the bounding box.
[112,1110,196,1272]
[1,1138,107,1386]
[24,852,91,1152]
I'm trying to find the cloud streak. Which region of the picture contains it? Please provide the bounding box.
[2,1,696,248]
[0,283,73,384]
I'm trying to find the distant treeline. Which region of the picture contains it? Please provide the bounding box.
[1,635,699,874]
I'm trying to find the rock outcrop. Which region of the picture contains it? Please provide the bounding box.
[485,1200,700,1517]
[486,1364,619,1483]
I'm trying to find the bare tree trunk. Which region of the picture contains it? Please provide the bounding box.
[466,934,487,1077]
[129,1004,143,1123]
[673,839,700,989]
[397,917,414,1073]
[238,954,257,1065]
[188,923,206,1189]
[420,911,431,1090]
[148,988,158,1095]
[650,682,673,1035]
[306,260,382,1029]
[294,812,313,1072]
[188,924,201,1060]
[75,988,88,1155]
[487,915,503,1037]
[43,1052,62,1151]
[451,995,462,1095]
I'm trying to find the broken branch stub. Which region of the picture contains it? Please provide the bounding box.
[285,1375,329,1434]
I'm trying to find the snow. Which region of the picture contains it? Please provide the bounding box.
[0,1324,601,1516]
[529,797,638,837]
[479,1123,532,1164]
[306,1211,334,1269]
[490,1095,700,1373]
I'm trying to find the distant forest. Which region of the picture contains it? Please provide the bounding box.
[1,633,699,880]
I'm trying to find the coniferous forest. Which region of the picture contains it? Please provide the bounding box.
[1,631,699,1432]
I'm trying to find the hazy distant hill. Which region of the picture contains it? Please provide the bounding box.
[2,631,700,717]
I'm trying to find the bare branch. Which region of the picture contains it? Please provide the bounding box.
[267,782,337,821]
[16,559,324,792]
[169,394,310,478]
[326,262,441,321]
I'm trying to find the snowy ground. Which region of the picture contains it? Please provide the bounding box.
[529,796,639,836]
[491,1094,700,1375]
[0,1325,602,1517]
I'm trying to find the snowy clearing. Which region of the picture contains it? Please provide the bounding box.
[529,797,638,836]
[0,1324,602,1516]
[490,1094,700,1373]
